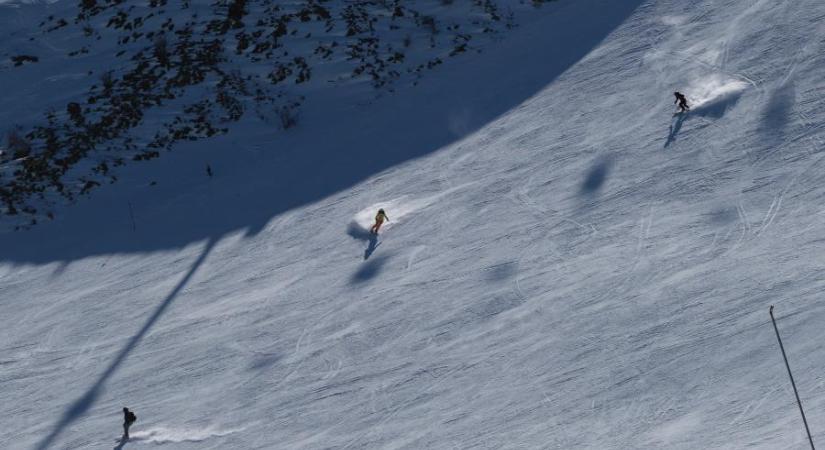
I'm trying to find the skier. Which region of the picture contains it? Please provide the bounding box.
[674,91,690,113]
[122,407,137,440]
[370,209,389,234]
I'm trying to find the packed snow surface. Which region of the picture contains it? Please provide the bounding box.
[2,0,825,449]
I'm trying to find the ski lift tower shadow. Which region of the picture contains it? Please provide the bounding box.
[350,254,392,284]
[580,156,614,195]
[34,238,216,450]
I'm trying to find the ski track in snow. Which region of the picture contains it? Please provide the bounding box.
[125,426,243,445]
[353,183,475,232]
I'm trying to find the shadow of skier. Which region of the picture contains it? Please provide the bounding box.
[665,113,688,148]
[364,234,380,260]
[346,221,380,260]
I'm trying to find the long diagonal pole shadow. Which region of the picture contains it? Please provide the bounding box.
[35,238,216,450]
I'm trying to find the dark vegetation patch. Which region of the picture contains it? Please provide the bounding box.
[1,0,556,227]
[11,55,39,66]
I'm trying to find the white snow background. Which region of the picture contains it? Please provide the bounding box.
[2,0,825,448]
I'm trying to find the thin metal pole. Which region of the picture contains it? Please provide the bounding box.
[770,305,815,450]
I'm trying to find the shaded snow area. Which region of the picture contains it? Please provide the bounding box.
[0,0,542,226]
[2,0,825,449]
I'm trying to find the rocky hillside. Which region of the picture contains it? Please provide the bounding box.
[0,0,556,227]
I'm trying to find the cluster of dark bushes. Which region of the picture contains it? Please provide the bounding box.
[2,0,546,226]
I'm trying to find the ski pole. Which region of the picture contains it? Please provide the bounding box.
[769,305,815,450]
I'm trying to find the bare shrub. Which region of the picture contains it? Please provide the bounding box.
[100,70,115,94]
[279,105,298,129]
[154,35,169,65]
[6,127,31,160]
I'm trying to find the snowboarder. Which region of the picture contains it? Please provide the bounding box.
[370,209,389,234]
[674,91,690,113]
[122,407,137,440]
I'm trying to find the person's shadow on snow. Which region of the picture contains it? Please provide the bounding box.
[665,112,687,148]
[113,437,128,450]
[346,221,380,260]
[114,433,147,449]
[364,234,380,260]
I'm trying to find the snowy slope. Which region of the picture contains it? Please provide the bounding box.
[3,0,825,449]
